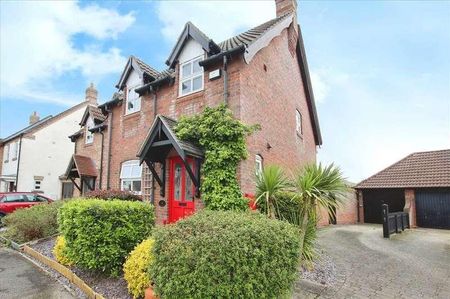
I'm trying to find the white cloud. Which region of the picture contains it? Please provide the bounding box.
[156,1,275,43]
[0,1,135,105]
[310,71,330,103]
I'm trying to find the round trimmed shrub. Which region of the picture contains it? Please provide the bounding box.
[53,236,73,266]
[58,199,154,276]
[151,210,301,298]
[123,238,155,299]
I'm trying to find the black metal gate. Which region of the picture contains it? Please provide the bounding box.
[416,190,450,229]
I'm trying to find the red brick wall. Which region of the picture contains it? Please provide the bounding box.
[238,25,317,195]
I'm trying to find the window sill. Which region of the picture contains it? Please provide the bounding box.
[123,110,141,119]
[84,142,94,147]
[178,89,204,100]
[177,90,204,102]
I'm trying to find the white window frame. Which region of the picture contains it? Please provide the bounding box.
[126,84,141,115]
[85,117,94,144]
[255,154,263,178]
[296,110,302,135]
[179,55,204,97]
[34,180,41,190]
[120,160,142,195]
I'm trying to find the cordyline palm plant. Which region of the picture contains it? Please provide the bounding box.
[293,163,347,251]
[255,165,291,219]
[255,163,347,264]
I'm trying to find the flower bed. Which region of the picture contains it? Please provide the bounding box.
[29,236,131,299]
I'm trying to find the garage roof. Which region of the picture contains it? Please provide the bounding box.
[356,149,450,189]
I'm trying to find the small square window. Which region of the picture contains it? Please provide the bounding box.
[34,180,41,190]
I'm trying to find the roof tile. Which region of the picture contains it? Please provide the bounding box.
[356,149,450,188]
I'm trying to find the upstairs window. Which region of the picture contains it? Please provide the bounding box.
[120,160,142,194]
[179,56,204,96]
[12,141,18,160]
[34,180,41,190]
[4,144,10,162]
[85,117,94,144]
[296,110,302,135]
[126,85,141,114]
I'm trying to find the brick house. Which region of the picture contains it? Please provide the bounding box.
[355,149,450,229]
[66,0,359,224]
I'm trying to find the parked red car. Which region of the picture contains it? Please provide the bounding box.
[0,192,53,219]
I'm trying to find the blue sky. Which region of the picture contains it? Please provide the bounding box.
[1,1,449,182]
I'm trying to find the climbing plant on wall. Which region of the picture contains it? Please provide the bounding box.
[175,104,259,211]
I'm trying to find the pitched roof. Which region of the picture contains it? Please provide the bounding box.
[219,13,292,51]
[116,56,161,89]
[1,116,53,143]
[80,105,106,126]
[356,150,450,189]
[137,115,204,163]
[65,154,98,178]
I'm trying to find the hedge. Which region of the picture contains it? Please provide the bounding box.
[85,189,142,201]
[58,199,154,276]
[2,200,66,243]
[151,210,301,298]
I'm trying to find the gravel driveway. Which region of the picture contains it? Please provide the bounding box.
[294,224,450,299]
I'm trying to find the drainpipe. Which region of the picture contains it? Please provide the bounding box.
[15,134,23,191]
[223,55,228,105]
[106,107,113,190]
[99,131,105,189]
[150,88,157,204]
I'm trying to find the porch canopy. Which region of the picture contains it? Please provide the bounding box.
[137,115,204,197]
[64,154,98,193]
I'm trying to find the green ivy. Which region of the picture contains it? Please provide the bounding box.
[175,104,258,210]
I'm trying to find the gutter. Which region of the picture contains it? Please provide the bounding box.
[106,108,113,190]
[88,124,107,190]
[135,76,173,96]
[198,45,245,67]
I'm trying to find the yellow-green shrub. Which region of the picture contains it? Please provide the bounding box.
[123,238,155,299]
[53,236,72,266]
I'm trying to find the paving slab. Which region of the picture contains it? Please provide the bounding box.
[295,224,450,299]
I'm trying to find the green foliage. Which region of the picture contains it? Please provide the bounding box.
[255,165,291,218]
[175,104,258,211]
[53,236,73,266]
[123,238,155,299]
[58,199,154,276]
[151,210,301,299]
[3,200,66,243]
[85,189,142,201]
[293,163,347,261]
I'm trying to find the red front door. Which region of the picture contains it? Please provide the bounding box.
[168,157,195,223]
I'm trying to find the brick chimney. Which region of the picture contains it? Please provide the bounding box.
[85,82,98,104]
[275,0,297,17]
[29,111,40,125]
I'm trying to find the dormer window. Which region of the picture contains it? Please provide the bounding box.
[179,55,204,97]
[86,117,94,144]
[126,84,141,114]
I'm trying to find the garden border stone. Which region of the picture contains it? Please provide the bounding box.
[22,245,105,299]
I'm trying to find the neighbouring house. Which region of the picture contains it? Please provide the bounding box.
[66,0,355,224]
[355,149,450,229]
[0,84,97,199]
